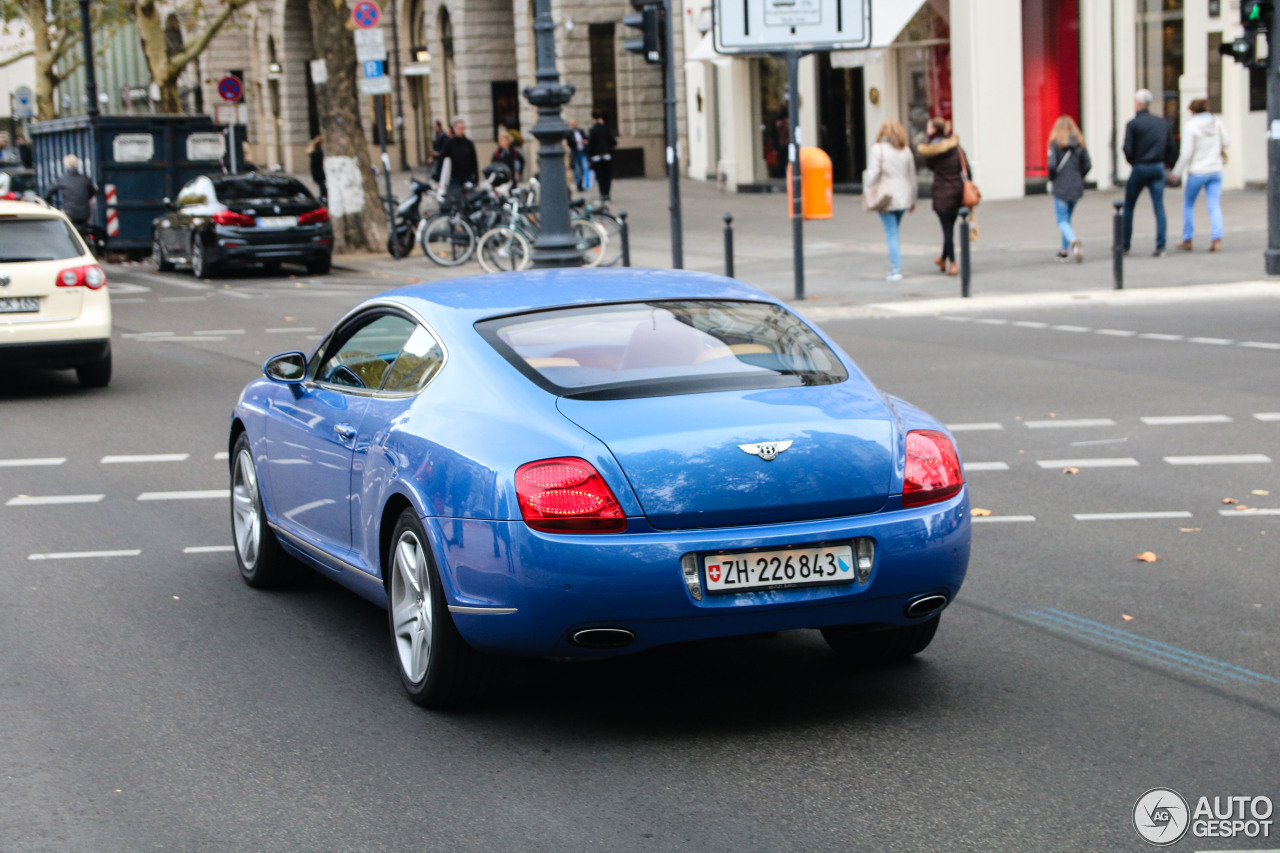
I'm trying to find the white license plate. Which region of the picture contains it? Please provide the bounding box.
[0,297,39,314]
[703,544,856,593]
[257,216,297,229]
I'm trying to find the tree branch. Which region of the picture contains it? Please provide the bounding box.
[0,48,33,69]
[165,0,250,76]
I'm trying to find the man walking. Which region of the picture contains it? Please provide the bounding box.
[586,111,616,202]
[47,154,98,229]
[438,119,478,197]
[1122,89,1177,256]
[567,118,588,192]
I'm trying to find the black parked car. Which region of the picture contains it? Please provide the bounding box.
[151,173,332,277]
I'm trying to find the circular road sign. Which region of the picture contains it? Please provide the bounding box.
[352,0,381,28]
[217,75,243,103]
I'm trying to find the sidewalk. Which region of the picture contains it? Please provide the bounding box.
[329,170,1279,311]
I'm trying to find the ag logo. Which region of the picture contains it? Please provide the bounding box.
[707,564,721,583]
[1134,788,1190,845]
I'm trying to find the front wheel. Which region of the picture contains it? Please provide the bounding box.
[388,227,415,258]
[420,214,476,266]
[821,615,940,665]
[230,433,297,588]
[152,234,173,272]
[570,217,608,268]
[476,227,531,273]
[388,509,492,707]
[593,212,624,266]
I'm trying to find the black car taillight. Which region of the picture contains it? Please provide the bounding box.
[298,207,330,225]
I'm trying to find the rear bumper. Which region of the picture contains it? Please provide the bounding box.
[0,337,109,368]
[425,491,971,658]
[214,239,332,264]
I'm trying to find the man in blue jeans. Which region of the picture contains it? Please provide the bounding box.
[1122,89,1177,256]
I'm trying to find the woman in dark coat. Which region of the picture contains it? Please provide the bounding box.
[916,117,966,276]
[1047,114,1091,262]
[307,135,326,203]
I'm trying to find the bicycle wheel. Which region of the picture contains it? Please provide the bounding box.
[476,227,532,273]
[420,213,477,266]
[570,217,608,268]
[592,212,624,266]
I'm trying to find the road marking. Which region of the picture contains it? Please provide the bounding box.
[1240,341,1280,350]
[214,451,229,461]
[1095,329,1136,336]
[972,515,1036,523]
[1255,412,1280,421]
[28,549,141,561]
[1140,415,1233,425]
[184,545,235,553]
[1051,324,1090,332]
[101,453,190,464]
[137,490,230,501]
[964,462,1009,471]
[1025,418,1117,429]
[1187,337,1234,345]
[136,335,226,342]
[265,326,317,333]
[158,296,208,303]
[6,494,104,506]
[946,422,1004,432]
[1070,437,1129,446]
[193,329,245,336]
[1073,511,1193,521]
[218,290,253,300]
[938,316,972,322]
[1164,454,1271,465]
[975,318,1009,325]
[1011,321,1049,328]
[1023,608,1277,686]
[0,457,66,467]
[1139,332,1184,341]
[111,298,146,304]
[1219,508,1280,516]
[1036,457,1139,469]
[104,281,150,294]
[117,269,212,290]
[122,331,174,338]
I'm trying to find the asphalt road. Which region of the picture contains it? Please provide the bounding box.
[1,263,1277,852]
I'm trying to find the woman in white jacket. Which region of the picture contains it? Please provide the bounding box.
[1171,99,1229,252]
[865,119,918,280]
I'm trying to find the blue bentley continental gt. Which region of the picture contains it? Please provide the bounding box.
[229,269,970,706]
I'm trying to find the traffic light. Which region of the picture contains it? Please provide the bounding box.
[1242,0,1272,30]
[623,2,663,64]
[1219,35,1257,66]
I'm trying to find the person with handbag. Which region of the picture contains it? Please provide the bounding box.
[917,117,970,277]
[864,119,918,281]
[1047,115,1092,263]
[1170,98,1230,252]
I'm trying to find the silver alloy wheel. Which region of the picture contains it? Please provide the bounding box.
[191,238,204,277]
[391,529,433,683]
[152,235,164,267]
[231,448,260,570]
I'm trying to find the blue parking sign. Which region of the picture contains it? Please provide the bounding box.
[363,60,384,78]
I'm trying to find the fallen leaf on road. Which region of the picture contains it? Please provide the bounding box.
[1223,497,1239,504]
[971,508,993,517]
[1179,527,1201,533]
[1252,489,1271,496]
[1134,552,1160,563]
[1235,505,1253,512]
[1063,467,1080,475]
[1121,614,1134,621]
[283,316,295,322]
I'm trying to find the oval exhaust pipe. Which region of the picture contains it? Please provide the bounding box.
[904,594,948,619]
[570,627,636,650]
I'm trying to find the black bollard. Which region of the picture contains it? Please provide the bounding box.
[619,211,631,268]
[959,207,971,298]
[723,213,735,279]
[1112,200,1124,290]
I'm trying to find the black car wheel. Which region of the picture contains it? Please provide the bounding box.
[75,345,111,388]
[387,509,492,707]
[230,433,297,588]
[152,233,173,272]
[191,236,217,279]
[821,615,940,664]
[305,255,331,275]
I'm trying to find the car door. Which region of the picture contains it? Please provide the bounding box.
[164,178,211,255]
[264,310,420,564]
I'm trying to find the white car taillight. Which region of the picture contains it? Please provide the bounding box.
[55,264,107,290]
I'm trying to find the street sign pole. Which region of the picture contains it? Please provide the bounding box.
[375,93,398,259]
[786,49,804,300]
[662,0,683,269]
[1267,5,1280,275]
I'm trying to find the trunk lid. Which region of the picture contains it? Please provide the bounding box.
[558,385,896,530]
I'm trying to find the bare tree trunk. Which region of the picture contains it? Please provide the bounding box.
[134,0,249,114]
[307,0,388,252]
[26,3,58,119]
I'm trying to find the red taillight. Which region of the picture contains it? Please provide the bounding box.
[55,264,107,290]
[516,457,626,533]
[298,207,329,225]
[211,210,256,227]
[902,430,964,508]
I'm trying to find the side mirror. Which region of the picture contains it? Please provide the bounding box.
[263,351,307,384]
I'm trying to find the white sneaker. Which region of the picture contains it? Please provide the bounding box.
[887,270,903,281]
[1070,240,1083,263]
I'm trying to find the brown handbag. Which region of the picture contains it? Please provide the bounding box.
[959,147,981,209]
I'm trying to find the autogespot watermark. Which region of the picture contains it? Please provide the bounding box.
[1133,788,1275,846]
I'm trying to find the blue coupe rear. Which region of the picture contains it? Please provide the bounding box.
[229,269,970,706]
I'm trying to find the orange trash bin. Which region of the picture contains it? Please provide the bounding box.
[787,147,833,220]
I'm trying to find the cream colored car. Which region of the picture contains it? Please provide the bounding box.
[0,200,111,387]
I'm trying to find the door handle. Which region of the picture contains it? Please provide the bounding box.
[334,423,356,441]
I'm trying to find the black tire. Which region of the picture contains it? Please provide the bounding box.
[261,261,282,275]
[230,433,298,588]
[387,509,492,707]
[306,255,332,275]
[821,615,940,664]
[594,212,624,266]
[75,346,111,388]
[152,234,173,271]
[190,235,218,279]
[387,229,415,258]
[420,213,476,266]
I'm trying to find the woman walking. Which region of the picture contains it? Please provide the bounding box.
[865,119,917,281]
[307,135,326,204]
[917,117,965,276]
[1171,99,1229,252]
[1047,115,1091,262]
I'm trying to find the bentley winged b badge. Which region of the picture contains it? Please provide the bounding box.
[738,440,793,461]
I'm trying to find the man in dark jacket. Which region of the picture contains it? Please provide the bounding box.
[586,112,617,201]
[1122,89,1177,255]
[47,154,98,228]
[438,119,478,196]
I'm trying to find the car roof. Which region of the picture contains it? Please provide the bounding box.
[387,268,782,322]
[0,199,67,218]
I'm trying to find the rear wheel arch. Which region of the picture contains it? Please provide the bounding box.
[228,419,247,464]
[379,494,417,584]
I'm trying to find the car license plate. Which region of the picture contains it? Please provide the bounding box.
[257,216,297,229]
[703,544,855,594]
[0,297,39,314]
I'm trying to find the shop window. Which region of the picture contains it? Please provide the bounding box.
[1022,0,1080,178]
[894,0,951,153]
[1137,0,1184,134]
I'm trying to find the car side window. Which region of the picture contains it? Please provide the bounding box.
[176,179,204,207]
[381,325,444,394]
[317,313,417,391]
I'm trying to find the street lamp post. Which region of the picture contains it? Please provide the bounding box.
[79,0,99,119]
[523,0,581,268]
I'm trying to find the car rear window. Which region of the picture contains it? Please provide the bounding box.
[214,177,313,202]
[0,217,85,262]
[477,300,848,399]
